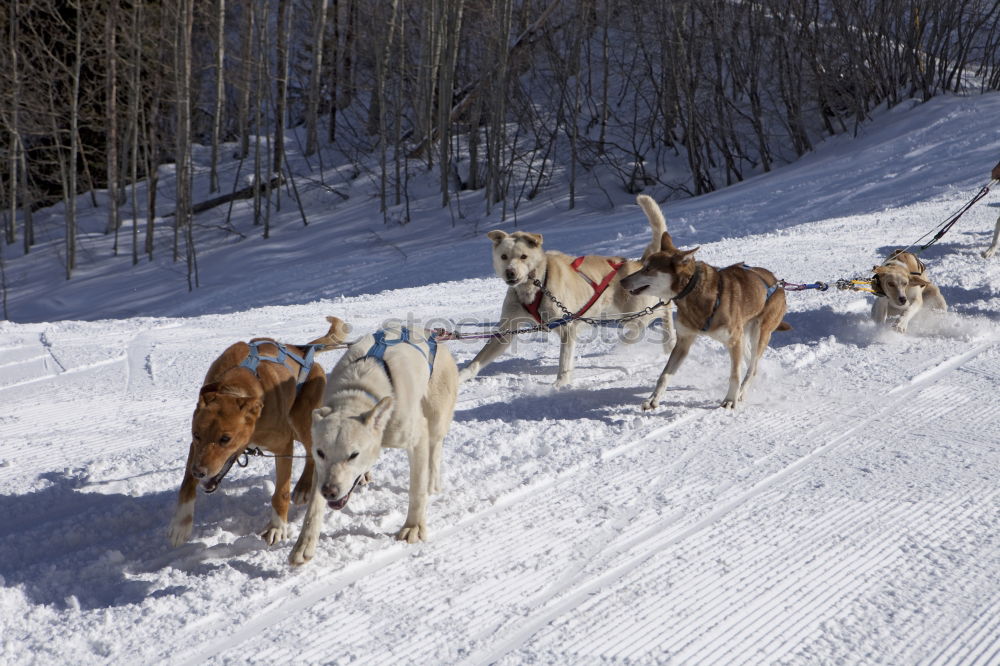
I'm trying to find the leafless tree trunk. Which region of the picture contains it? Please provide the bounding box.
[66,1,84,280]
[106,0,122,249]
[374,0,399,216]
[174,0,194,265]
[305,0,329,156]
[209,0,226,192]
[6,0,20,247]
[128,0,143,265]
[273,0,291,181]
[438,0,465,207]
[237,1,255,160]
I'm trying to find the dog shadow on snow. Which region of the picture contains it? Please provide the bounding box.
[0,469,297,611]
[455,383,694,423]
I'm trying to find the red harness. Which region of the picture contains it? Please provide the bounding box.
[521,257,625,324]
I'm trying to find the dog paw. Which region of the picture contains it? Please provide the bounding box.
[167,504,194,547]
[360,471,373,486]
[553,376,573,389]
[260,520,289,546]
[641,398,659,411]
[396,523,428,543]
[457,366,478,383]
[288,538,316,566]
[892,323,908,334]
[720,399,737,410]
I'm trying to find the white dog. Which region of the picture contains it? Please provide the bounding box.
[871,250,947,333]
[458,194,675,387]
[289,325,458,566]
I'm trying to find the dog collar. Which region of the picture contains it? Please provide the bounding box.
[673,265,702,301]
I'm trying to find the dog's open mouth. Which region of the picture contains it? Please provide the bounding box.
[629,285,650,296]
[326,474,364,510]
[202,450,243,494]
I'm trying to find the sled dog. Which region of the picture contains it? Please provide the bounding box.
[168,316,349,547]
[871,250,947,333]
[620,210,791,410]
[289,324,458,566]
[458,194,675,387]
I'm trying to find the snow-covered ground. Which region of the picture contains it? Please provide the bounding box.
[2,94,1000,664]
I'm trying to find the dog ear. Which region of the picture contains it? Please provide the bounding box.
[660,231,678,253]
[312,405,333,423]
[521,232,543,248]
[238,397,263,420]
[198,383,220,407]
[873,265,888,275]
[364,396,394,432]
[487,230,508,245]
[908,274,930,287]
[679,247,699,262]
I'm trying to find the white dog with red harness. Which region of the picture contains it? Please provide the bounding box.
[458,195,676,388]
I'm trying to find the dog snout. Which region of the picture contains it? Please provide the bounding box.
[898,296,907,305]
[321,483,339,499]
[505,268,517,281]
[191,465,208,480]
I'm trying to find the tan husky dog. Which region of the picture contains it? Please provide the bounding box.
[871,250,947,333]
[620,207,791,410]
[168,316,349,547]
[289,325,458,566]
[458,195,675,388]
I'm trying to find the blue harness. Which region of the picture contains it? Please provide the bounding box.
[356,327,438,384]
[239,340,320,393]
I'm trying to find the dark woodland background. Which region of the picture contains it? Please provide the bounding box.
[3,0,1000,281]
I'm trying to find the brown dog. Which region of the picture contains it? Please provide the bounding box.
[620,224,791,410]
[168,316,349,547]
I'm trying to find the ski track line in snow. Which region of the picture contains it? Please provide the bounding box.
[457,336,1000,665]
[0,350,125,393]
[925,594,1000,666]
[495,351,1000,664]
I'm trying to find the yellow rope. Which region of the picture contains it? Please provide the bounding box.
[848,279,877,294]
[835,278,878,294]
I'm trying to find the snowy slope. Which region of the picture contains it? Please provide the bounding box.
[2,94,1000,665]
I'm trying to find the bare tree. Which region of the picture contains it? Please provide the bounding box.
[305,0,329,156]
[209,0,226,192]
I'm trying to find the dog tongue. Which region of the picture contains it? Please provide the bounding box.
[326,475,362,510]
[327,493,350,510]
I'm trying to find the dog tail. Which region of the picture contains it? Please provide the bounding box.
[776,321,792,332]
[636,194,673,259]
[308,316,351,350]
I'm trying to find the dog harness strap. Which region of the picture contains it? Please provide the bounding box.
[522,276,547,324]
[702,273,724,332]
[569,257,626,319]
[239,340,317,394]
[741,264,780,300]
[357,328,438,381]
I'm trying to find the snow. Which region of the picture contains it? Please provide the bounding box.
[2,93,1000,664]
